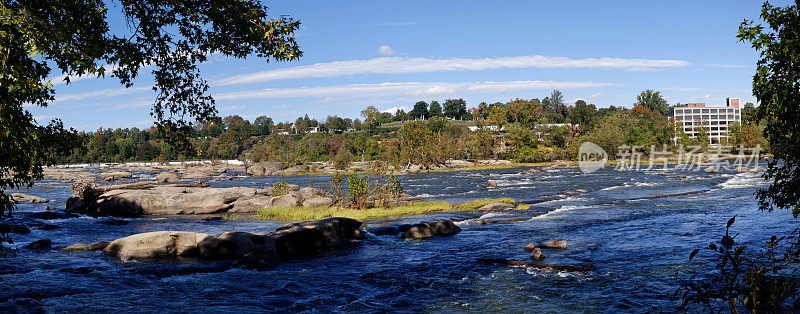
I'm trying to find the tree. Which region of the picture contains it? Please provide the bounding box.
[634,90,669,115]
[253,116,273,136]
[569,100,597,132]
[542,90,567,123]
[408,101,429,119]
[443,98,467,119]
[1,0,301,254]
[742,102,757,123]
[361,106,380,127]
[739,2,800,216]
[294,117,309,133]
[325,116,345,133]
[429,100,443,117]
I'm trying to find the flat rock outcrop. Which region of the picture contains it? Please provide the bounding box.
[68,186,258,216]
[11,193,50,203]
[89,217,363,267]
[155,172,181,183]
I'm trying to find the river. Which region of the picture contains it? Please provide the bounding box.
[2,163,796,312]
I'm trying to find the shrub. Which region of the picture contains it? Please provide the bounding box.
[272,181,289,196]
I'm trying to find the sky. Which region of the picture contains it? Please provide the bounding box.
[32,0,790,131]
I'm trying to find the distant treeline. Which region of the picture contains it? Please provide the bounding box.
[58,90,766,167]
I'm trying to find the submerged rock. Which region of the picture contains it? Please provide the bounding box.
[60,241,110,251]
[522,243,537,250]
[27,212,78,220]
[25,239,52,249]
[0,222,31,234]
[540,239,568,249]
[487,180,498,188]
[477,202,515,211]
[704,166,717,173]
[401,220,461,240]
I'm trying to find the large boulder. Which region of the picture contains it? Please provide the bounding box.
[246,162,281,176]
[283,165,308,175]
[401,220,461,240]
[270,194,301,207]
[156,172,181,183]
[83,217,363,267]
[230,195,273,213]
[540,239,568,249]
[302,196,334,208]
[70,186,258,216]
[476,202,515,211]
[11,193,50,203]
[103,231,213,260]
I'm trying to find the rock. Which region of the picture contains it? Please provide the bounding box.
[202,216,223,221]
[283,165,308,175]
[298,187,327,199]
[44,205,55,211]
[59,241,110,251]
[100,171,132,180]
[270,194,300,207]
[92,217,363,267]
[156,172,181,183]
[401,220,461,240]
[302,196,334,208]
[476,202,515,211]
[487,180,498,188]
[103,231,213,260]
[230,195,273,213]
[11,193,49,203]
[656,172,668,176]
[27,212,78,220]
[72,186,257,216]
[540,239,568,249]
[561,190,580,196]
[526,168,541,174]
[522,243,537,251]
[25,239,52,249]
[0,222,31,234]
[704,166,717,173]
[529,247,546,261]
[674,174,688,179]
[575,189,589,194]
[246,162,281,176]
[267,217,363,260]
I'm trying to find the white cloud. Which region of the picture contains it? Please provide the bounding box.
[215,55,690,86]
[55,86,152,102]
[381,106,410,113]
[378,45,395,56]
[215,80,615,101]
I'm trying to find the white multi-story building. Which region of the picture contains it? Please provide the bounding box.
[671,98,742,145]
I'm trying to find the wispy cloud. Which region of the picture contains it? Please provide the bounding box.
[215,55,690,86]
[55,86,152,102]
[375,21,419,26]
[215,80,616,101]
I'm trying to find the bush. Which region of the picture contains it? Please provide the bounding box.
[272,181,289,196]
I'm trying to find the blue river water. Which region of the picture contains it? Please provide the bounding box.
[1,163,796,312]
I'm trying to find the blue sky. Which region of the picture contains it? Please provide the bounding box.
[34,0,787,131]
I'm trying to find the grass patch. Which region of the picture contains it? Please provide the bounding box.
[254,201,454,221]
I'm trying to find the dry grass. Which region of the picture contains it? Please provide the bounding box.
[254,201,453,221]
[253,197,531,221]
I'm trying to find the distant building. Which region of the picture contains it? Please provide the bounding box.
[671,97,741,145]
